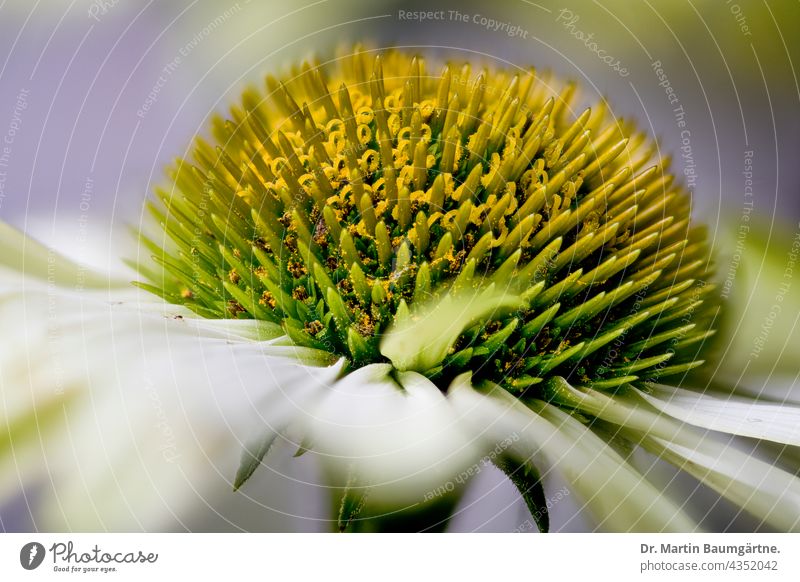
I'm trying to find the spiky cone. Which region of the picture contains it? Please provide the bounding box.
[5,47,799,532]
[141,50,716,392]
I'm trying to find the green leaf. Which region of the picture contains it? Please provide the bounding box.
[0,222,121,288]
[292,433,313,458]
[496,456,549,532]
[233,430,280,491]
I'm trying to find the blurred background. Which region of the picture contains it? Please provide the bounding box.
[0,0,798,532]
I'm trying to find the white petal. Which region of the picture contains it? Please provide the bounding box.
[1,285,343,530]
[0,222,126,289]
[448,377,698,532]
[734,375,800,407]
[640,384,800,446]
[550,381,800,532]
[302,364,479,504]
[645,435,800,532]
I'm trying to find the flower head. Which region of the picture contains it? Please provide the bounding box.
[141,48,716,394]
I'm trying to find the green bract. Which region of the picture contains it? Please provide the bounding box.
[138,48,717,394]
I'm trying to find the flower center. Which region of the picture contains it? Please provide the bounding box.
[138,48,718,393]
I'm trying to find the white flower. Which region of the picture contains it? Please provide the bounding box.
[3,48,800,533]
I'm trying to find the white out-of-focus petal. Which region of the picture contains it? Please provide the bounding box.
[640,384,800,446]
[551,381,800,532]
[448,377,697,532]
[302,364,479,504]
[0,222,126,289]
[1,284,343,531]
[717,222,800,380]
[645,435,800,532]
[735,375,800,406]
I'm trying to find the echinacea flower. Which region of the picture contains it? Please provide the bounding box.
[3,47,800,532]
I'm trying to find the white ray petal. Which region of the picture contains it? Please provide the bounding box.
[640,384,800,446]
[0,222,127,289]
[548,380,800,532]
[734,375,800,407]
[645,435,800,532]
[1,285,343,530]
[301,364,479,504]
[447,376,697,532]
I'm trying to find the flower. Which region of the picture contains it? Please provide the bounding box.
[3,47,800,532]
[0,222,345,531]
